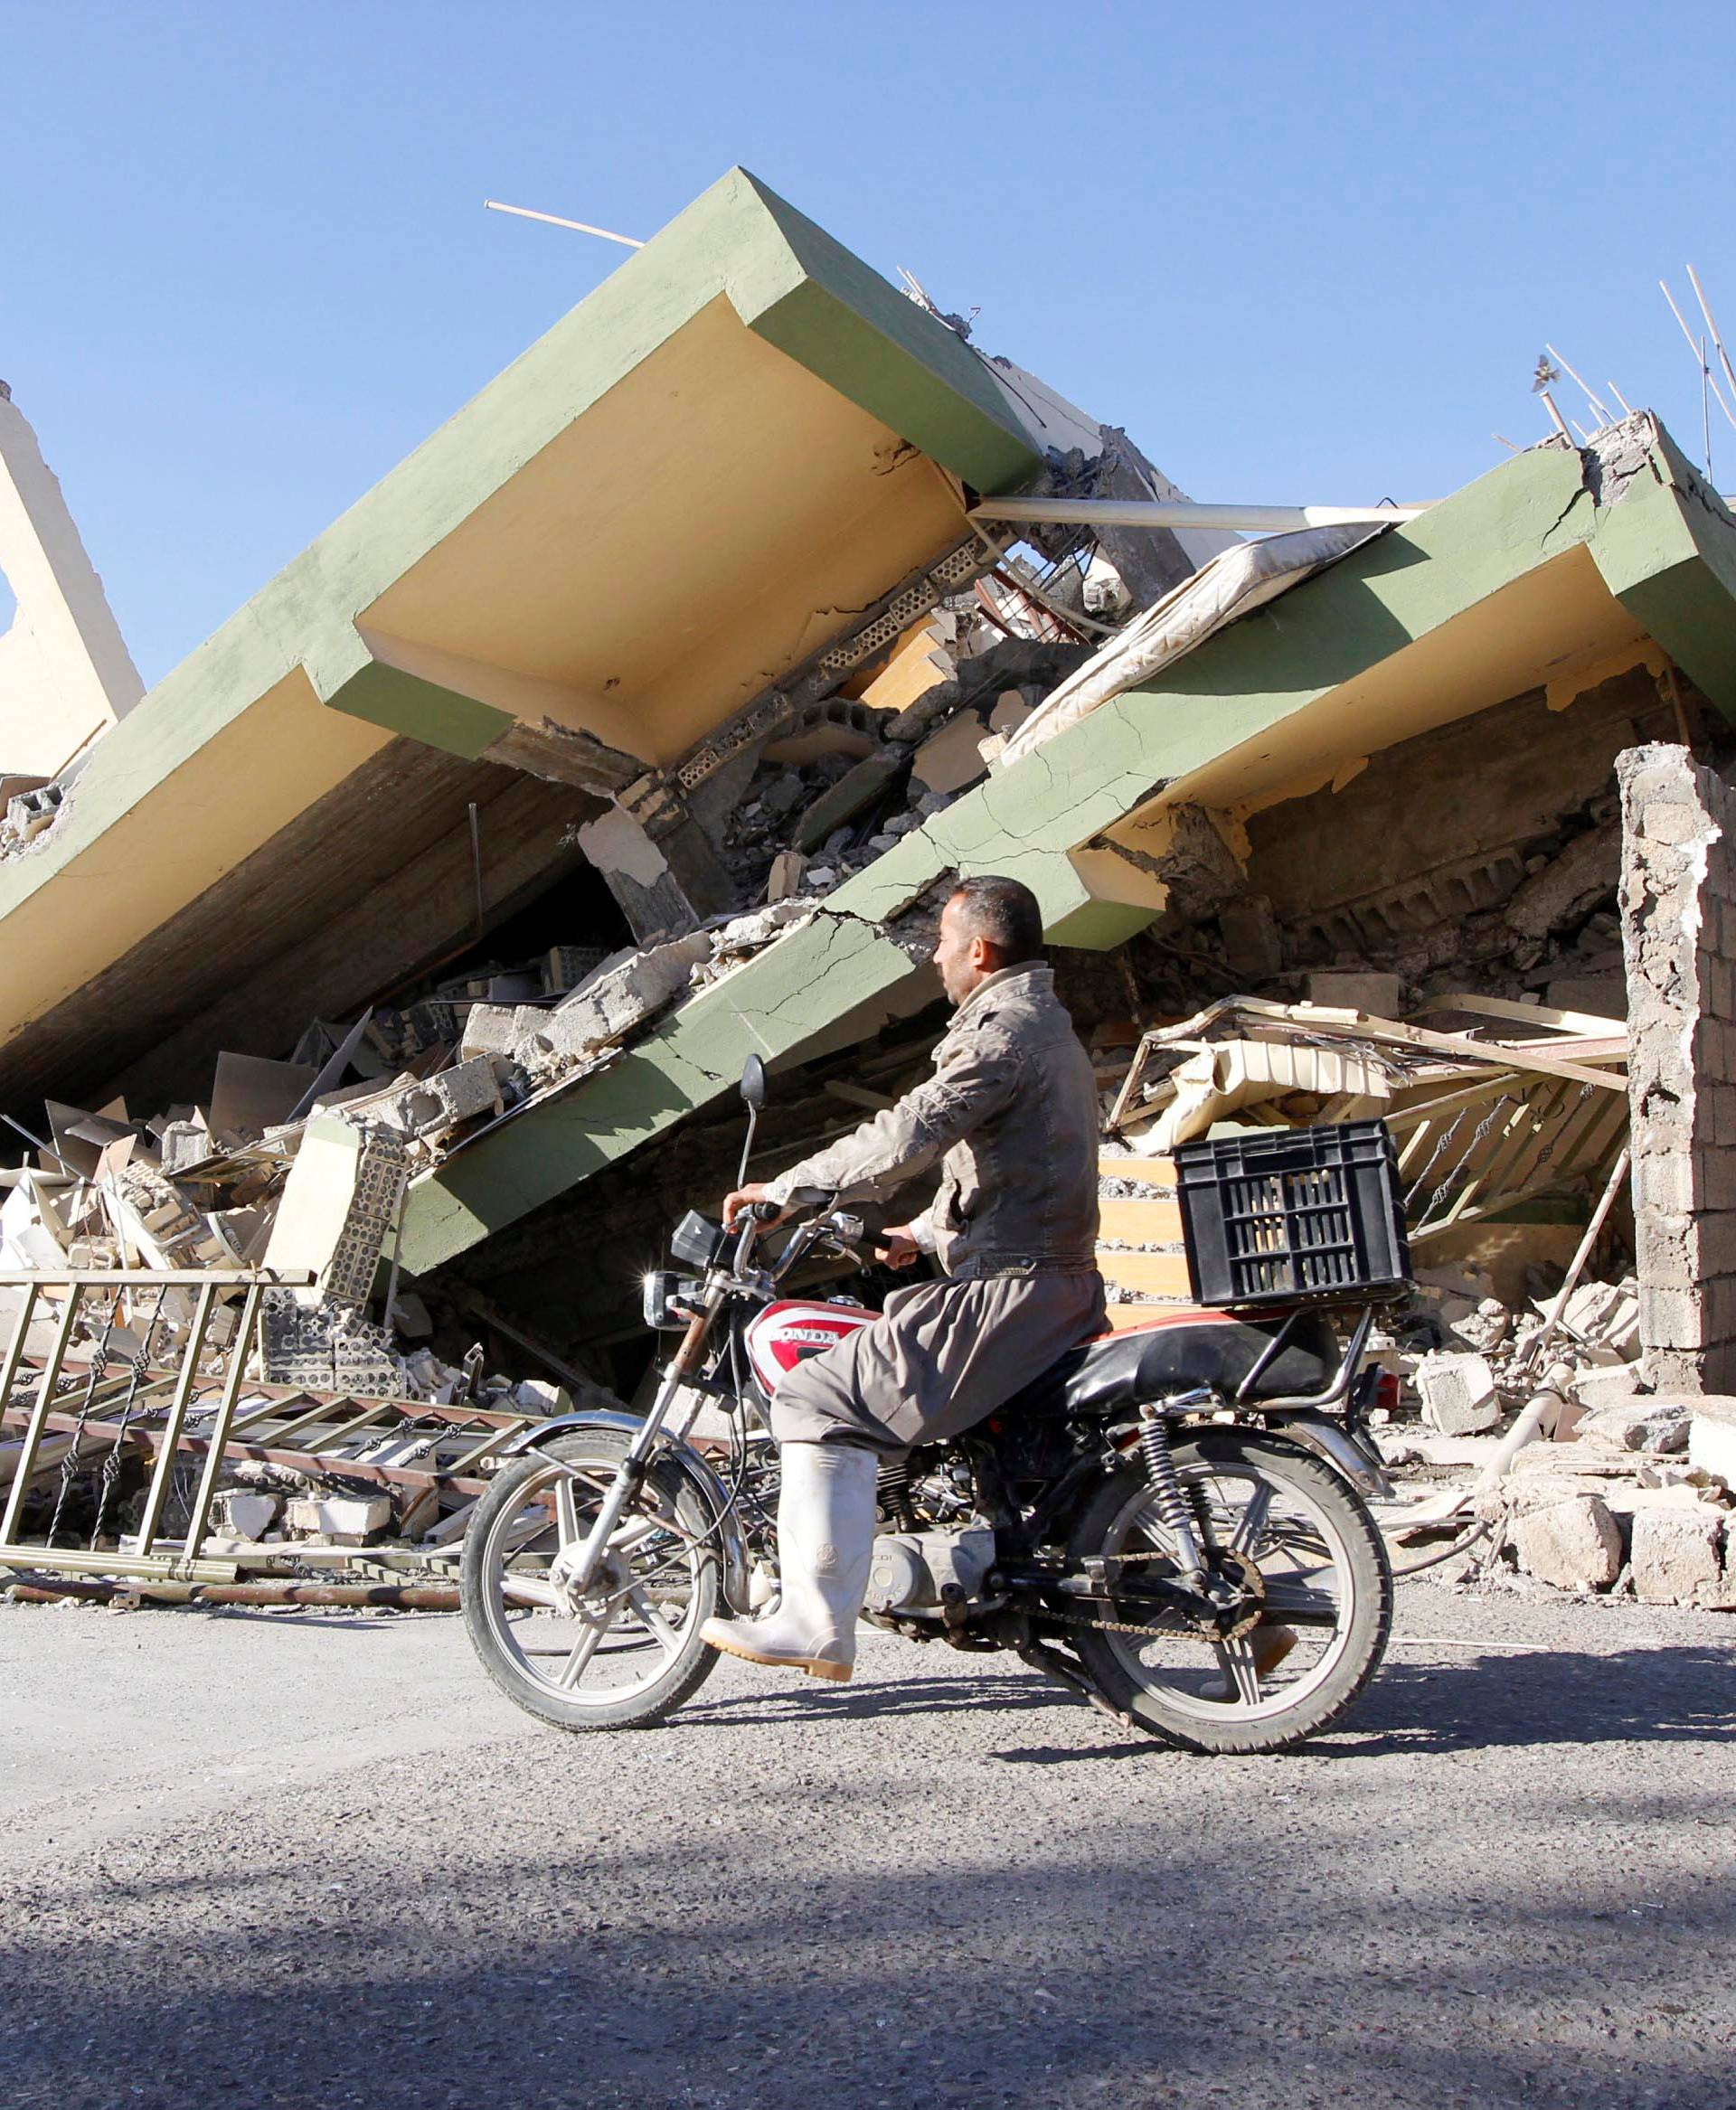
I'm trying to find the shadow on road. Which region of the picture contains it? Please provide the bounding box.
[979,1641,1735,1766]
[4,1634,1732,2109]
[678,1639,1736,1769]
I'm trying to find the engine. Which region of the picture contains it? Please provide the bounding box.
[865,1522,997,1615]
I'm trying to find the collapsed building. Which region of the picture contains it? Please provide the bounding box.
[5,166,1736,1601]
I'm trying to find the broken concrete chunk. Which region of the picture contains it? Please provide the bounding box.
[1579,1399,1690,1455]
[792,748,905,854]
[458,1004,521,1060]
[767,849,807,901]
[1413,1351,1503,1435]
[1511,1493,1624,1591]
[284,1493,392,1543]
[1449,1296,1513,1354]
[1629,1504,1726,1605]
[910,713,992,798]
[513,1379,571,1415]
[1504,824,1618,941]
[1304,970,1403,1016]
[711,899,811,956]
[213,1491,281,1540]
[1687,1398,1736,1485]
[1570,1364,1649,1416]
[532,929,714,1068]
[1548,1278,1643,1361]
[157,1117,212,1174]
[375,1055,505,1139]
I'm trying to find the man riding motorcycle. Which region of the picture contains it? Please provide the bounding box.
[701,873,1107,1684]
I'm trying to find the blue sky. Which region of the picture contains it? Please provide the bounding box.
[4,0,1733,689]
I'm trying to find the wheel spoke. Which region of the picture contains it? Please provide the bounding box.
[554,1475,582,1549]
[477,1440,721,1717]
[1215,1636,1262,1707]
[1228,1481,1272,1558]
[627,1584,684,1660]
[555,1606,615,1689]
[1260,1577,1340,1625]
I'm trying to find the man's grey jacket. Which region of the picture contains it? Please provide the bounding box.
[767,962,1100,1278]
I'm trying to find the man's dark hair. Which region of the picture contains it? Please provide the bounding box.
[948,874,1044,965]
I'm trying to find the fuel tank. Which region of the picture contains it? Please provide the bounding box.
[743,1298,873,1397]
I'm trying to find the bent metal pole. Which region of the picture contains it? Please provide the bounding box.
[967,496,1431,532]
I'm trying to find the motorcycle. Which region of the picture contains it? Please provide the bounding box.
[460,1057,1398,1756]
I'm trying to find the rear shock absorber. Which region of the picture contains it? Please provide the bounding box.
[1137,1405,1206,1583]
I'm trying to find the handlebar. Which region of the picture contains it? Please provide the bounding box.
[720,1198,865,1283]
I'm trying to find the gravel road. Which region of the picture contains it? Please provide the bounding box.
[1,1578,1731,2110]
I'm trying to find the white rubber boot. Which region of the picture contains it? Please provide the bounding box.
[701,1441,877,1682]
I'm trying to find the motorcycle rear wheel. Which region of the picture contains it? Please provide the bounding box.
[1067,1430,1392,1756]
[461,1427,721,1732]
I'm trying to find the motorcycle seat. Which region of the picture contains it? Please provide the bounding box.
[1001,1307,1338,1421]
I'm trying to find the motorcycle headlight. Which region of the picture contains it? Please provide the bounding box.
[642,1270,703,1330]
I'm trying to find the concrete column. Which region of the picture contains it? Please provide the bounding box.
[1618,742,1736,1391]
[0,384,143,777]
[575,802,736,945]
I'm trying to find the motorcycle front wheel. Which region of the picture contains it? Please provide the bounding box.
[461,1427,721,1732]
[1067,1430,1392,1756]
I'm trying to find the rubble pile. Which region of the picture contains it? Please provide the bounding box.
[0,899,826,1401]
[712,636,1092,902]
[0,774,67,856]
[1369,1269,1735,1606]
[1090,988,1734,1606]
[0,564,1117,1427]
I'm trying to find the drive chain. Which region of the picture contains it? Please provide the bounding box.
[1043,1550,1264,1641]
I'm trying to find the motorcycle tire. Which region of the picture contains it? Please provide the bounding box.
[462,1427,722,1733]
[1066,1429,1392,1756]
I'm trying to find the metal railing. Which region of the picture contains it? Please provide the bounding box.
[0,1268,530,1590]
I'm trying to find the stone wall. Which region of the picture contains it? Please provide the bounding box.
[1618,743,1736,1391]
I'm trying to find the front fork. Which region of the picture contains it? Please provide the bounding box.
[550,1288,722,1596]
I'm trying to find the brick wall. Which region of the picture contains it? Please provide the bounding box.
[1618,743,1736,1391]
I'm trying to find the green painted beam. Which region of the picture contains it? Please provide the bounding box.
[397,907,913,1276]
[1587,425,1736,720]
[0,166,1044,936]
[321,661,514,758]
[401,421,1736,1272]
[732,174,1039,495]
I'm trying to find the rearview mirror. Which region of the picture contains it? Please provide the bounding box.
[740,1054,768,1112]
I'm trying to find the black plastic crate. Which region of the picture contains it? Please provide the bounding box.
[1173,1119,1412,1311]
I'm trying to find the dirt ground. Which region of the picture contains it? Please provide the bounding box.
[1,1577,1731,2110]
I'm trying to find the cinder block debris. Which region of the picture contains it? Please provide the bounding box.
[1629,1505,1726,1605]
[1305,971,1403,1016]
[542,945,607,995]
[284,1493,392,1544]
[527,929,714,1072]
[375,1055,505,1139]
[1414,1352,1502,1435]
[264,1118,408,1308]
